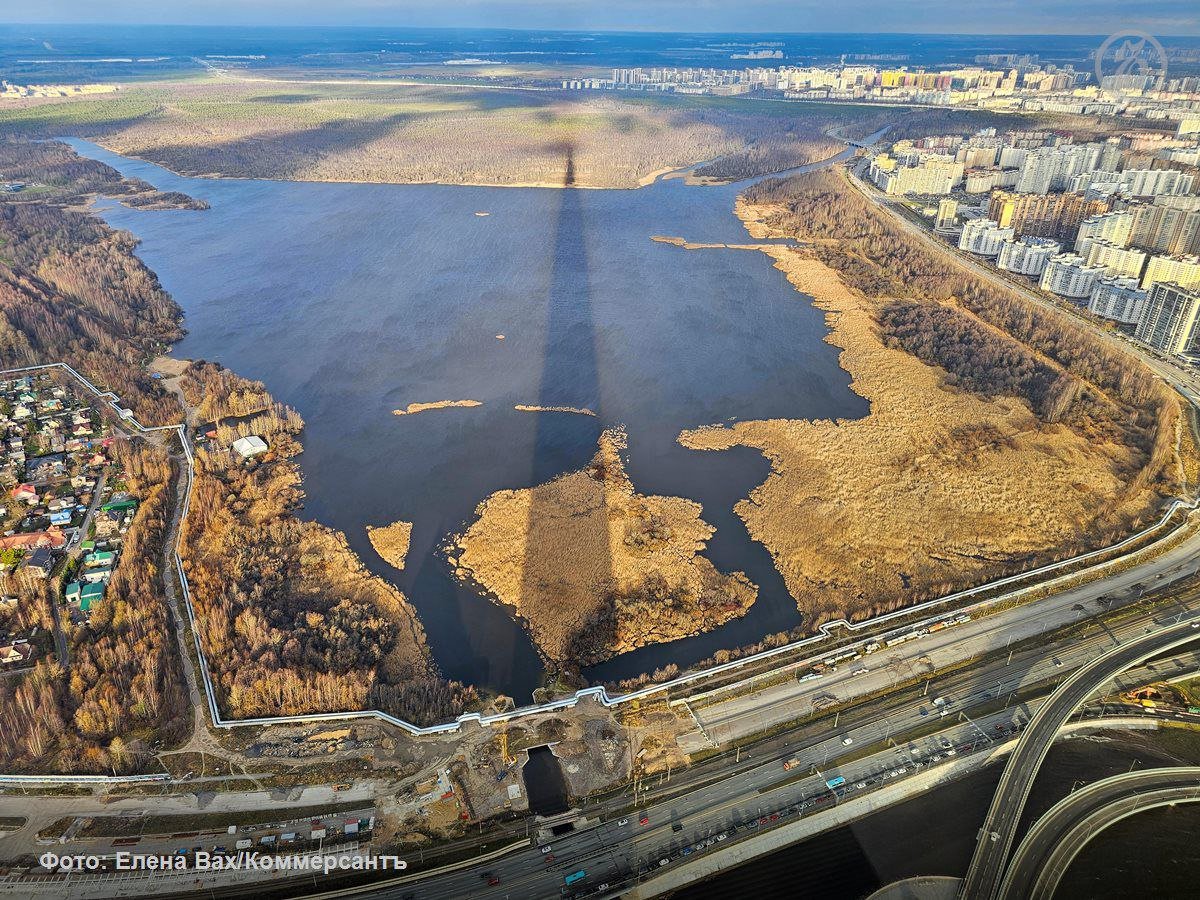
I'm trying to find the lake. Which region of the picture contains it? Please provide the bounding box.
[70,138,869,700]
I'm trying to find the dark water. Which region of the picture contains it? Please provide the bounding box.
[691,736,1198,899]
[522,746,571,817]
[69,138,868,699]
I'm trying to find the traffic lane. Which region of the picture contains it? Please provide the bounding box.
[1000,768,1200,900]
[966,619,1200,897]
[694,545,1200,740]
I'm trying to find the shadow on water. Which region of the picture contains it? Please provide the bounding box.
[520,142,612,674]
[523,746,571,817]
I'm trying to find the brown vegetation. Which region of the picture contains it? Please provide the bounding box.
[180,363,476,725]
[677,170,1186,629]
[0,441,187,773]
[367,521,413,570]
[393,400,482,416]
[452,429,757,667]
[5,81,857,188]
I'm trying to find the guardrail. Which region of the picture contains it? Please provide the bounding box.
[5,361,1200,750]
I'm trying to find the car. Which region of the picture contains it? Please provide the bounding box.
[482,873,500,886]
[598,885,609,892]
[842,736,854,745]
[919,707,928,716]
[747,820,758,828]
[1054,658,1064,667]
[769,813,780,821]
[1192,621,1200,629]
[659,859,670,867]
[672,821,683,833]
[856,782,867,789]
[544,855,555,864]
[682,847,693,856]
[758,816,769,825]
[617,818,629,827]
[639,815,649,826]
[717,833,727,842]
[541,846,552,854]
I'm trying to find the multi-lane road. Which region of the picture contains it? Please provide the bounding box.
[960,618,1200,900]
[998,767,1200,900]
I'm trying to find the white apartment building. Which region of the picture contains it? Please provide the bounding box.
[1075,211,1135,256]
[1084,240,1147,279]
[870,154,964,195]
[1015,144,1104,194]
[1143,254,1200,292]
[935,198,958,230]
[1040,253,1106,298]
[1136,282,1200,354]
[958,218,1015,257]
[1088,275,1149,325]
[1123,169,1195,198]
[997,236,1061,276]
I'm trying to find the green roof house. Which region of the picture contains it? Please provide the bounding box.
[79,581,104,611]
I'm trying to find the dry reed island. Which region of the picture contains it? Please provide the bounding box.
[451,429,758,667]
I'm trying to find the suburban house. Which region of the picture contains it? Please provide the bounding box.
[22,546,53,578]
[0,643,33,666]
[231,435,269,460]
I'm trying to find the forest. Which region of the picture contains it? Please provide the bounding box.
[0,441,188,772]
[179,362,477,726]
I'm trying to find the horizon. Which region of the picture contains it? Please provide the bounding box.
[2,1,1198,38]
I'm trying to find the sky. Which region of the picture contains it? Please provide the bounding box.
[9,0,1200,35]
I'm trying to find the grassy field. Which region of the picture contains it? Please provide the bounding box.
[0,76,851,188]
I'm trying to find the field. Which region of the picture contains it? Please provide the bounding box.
[0,77,850,188]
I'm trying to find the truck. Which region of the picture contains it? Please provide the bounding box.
[235,839,252,851]
[565,870,587,886]
[783,757,803,771]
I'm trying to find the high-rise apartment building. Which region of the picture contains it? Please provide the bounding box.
[997,236,1061,276]
[958,218,1015,256]
[1084,240,1147,279]
[1136,282,1200,354]
[1075,211,1135,256]
[1088,276,1148,325]
[1040,253,1106,299]
[1142,254,1200,292]
[989,191,1111,241]
[1128,201,1200,257]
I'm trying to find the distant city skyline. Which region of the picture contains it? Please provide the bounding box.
[5,0,1199,36]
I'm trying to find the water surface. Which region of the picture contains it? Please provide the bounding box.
[70,138,869,699]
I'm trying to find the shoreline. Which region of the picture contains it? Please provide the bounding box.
[678,195,1165,629]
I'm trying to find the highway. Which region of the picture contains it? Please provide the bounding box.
[998,767,1200,900]
[686,528,1200,746]
[959,617,1200,900]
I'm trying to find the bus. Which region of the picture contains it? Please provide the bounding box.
[565,870,587,886]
